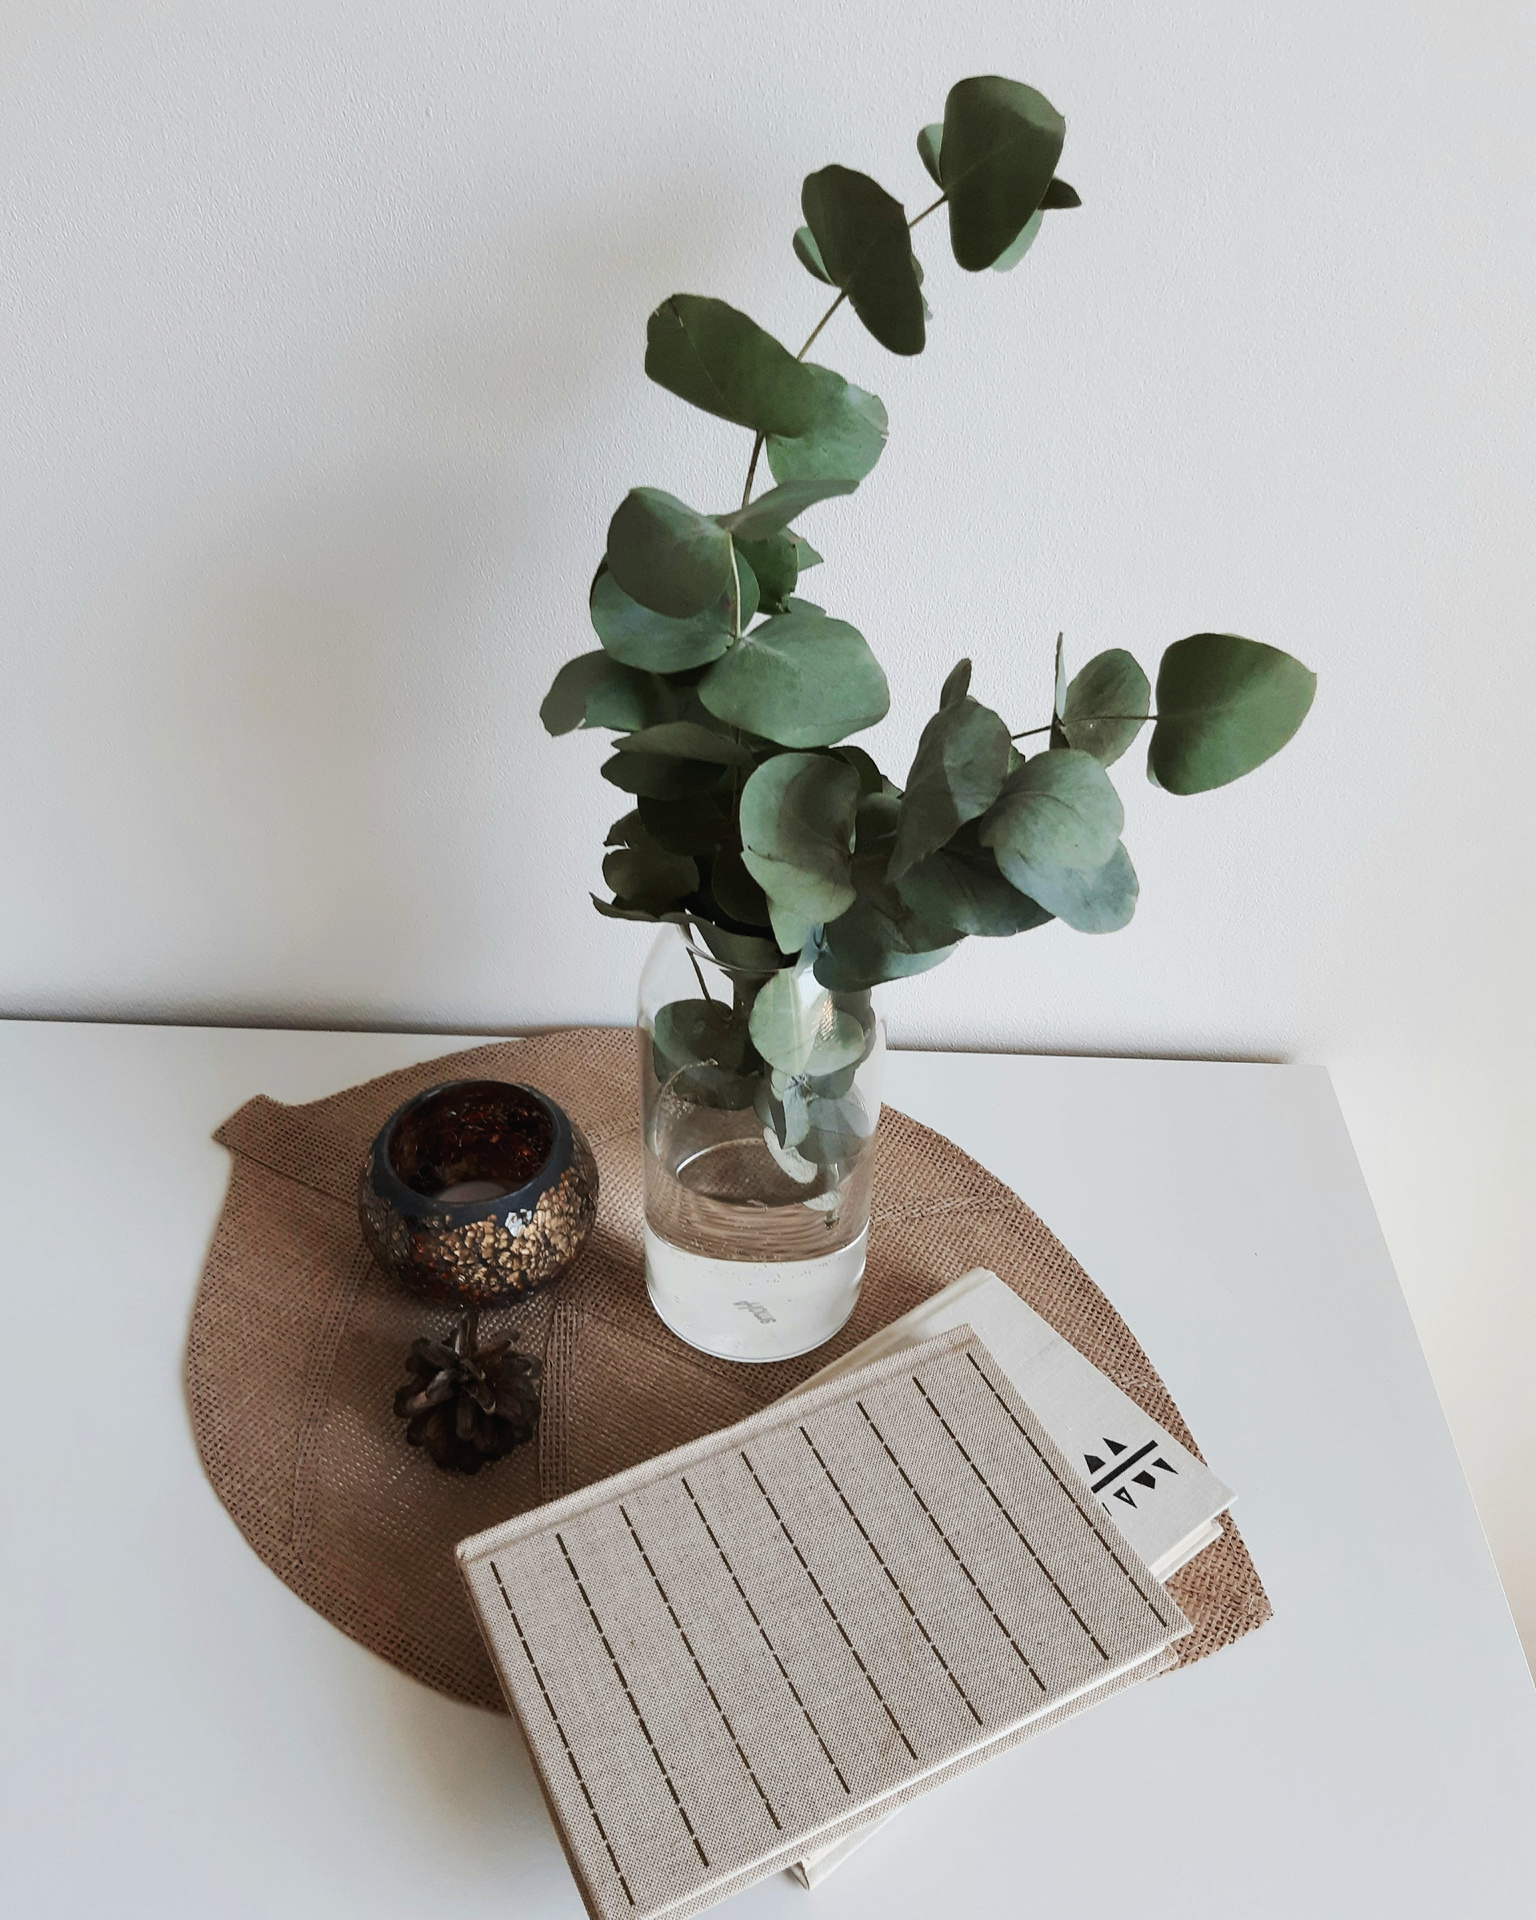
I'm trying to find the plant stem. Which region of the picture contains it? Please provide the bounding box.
[1011,714,1155,740]
[909,193,946,229]
[687,944,715,1003]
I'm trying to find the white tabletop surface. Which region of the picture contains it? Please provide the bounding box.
[3,1022,1533,1919]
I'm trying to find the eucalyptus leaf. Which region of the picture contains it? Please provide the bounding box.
[604,809,644,848]
[992,840,1139,932]
[991,210,1042,272]
[766,365,889,486]
[978,748,1124,869]
[1149,634,1317,793]
[793,537,823,571]
[541,651,672,737]
[814,790,962,988]
[709,848,772,927]
[940,658,972,708]
[644,294,823,437]
[616,721,754,766]
[591,895,668,925]
[814,907,958,990]
[894,824,1053,936]
[721,476,856,542]
[748,965,867,1076]
[798,1092,875,1167]
[638,791,733,854]
[652,997,750,1079]
[802,165,925,356]
[1061,649,1151,766]
[793,225,834,285]
[590,567,744,673]
[1040,178,1081,209]
[917,122,944,187]
[735,532,799,613]
[738,752,859,953]
[601,840,699,905]
[889,694,1012,878]
[601,750,730,800]
[941,77,1065,271]
[699,612,890,748]
[692,919,786,970]
[670,1063,762,1112]
[832,743,886,796]
[606,489,736,618]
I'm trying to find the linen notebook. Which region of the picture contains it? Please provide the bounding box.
[459,1327,1190,1920]
[788,1270,1236,1887]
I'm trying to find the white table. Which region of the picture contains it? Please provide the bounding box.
[3,1023,1533,1918]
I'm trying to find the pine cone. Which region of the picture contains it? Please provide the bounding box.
[393,1308,541,1474]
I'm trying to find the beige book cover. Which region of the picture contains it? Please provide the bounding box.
[459,1326,1189,1920]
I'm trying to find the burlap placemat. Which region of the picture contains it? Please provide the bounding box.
[186,1026,1269,1715]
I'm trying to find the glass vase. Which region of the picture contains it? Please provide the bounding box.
[638,923,884,1362]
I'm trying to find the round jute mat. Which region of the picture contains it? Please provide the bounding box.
[187,1027,1269,1714]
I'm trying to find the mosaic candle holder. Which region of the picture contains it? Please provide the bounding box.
[359,1079,598,1304]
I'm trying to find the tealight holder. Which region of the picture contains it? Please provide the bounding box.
[359,1079,598,1305]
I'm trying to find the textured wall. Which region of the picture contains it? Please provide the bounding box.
[2,3,1531,1657]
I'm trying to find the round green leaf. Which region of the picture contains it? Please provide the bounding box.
[793,226,834,285]
[692,918,785,971]
[813,790,962,988]
[1061,649,1151,766]
[765,364,889,486]
[699,612,890,748]
[709,848,772,928]
[916,122,945,188]
[606,488,736,618]
[801,165,926,357]
[644,294,824,438]
[1149,634,1317,793]
[589,564,754,672]
[888,695,1011,878]
[652,997,750,1078]
[616,721,754,766]
[941,77,1065,271]
[978,748,1124,870]
[540,650,660,737]
[738,752,859,953]
[602,841,700,906]
[894,827,1053,936]
[722,477,856,542]
[813,902,958,989]
[748,966,866,1076]
[637,791,733,855]
[992,840,1139,933]
[1040,178,1081,209]
[601,751,729,800]
[832,743,886,796]
[735,532,798,613]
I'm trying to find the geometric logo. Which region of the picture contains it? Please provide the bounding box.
[1083,1436,1179,1510]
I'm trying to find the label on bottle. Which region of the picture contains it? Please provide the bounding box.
[643,1223,869,1363]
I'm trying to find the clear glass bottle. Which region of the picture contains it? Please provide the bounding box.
[638,923,884,1362]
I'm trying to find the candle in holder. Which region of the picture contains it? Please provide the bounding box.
[359,1079,598,1304]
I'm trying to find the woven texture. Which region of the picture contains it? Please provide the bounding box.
[459,1329,1188,1920]
[186,1026,1270,1714]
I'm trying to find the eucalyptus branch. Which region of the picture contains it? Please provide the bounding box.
[548,76,1318,992]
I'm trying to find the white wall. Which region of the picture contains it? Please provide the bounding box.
[2,4,1531,1658]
